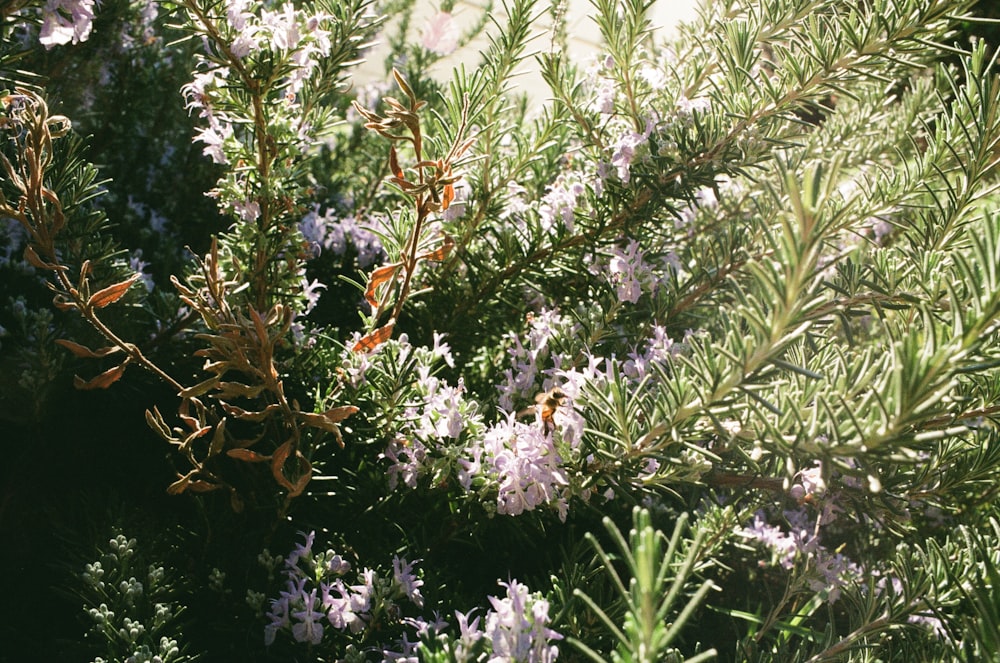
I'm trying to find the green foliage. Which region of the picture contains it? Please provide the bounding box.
[78,531,194,663]
[568,508,721,663]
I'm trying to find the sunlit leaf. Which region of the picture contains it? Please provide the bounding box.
[88,273,142,309]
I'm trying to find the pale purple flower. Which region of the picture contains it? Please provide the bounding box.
[405,367,471,444]
[181,69,227,119]
[789,462,826,502]
[324,579,361,631]
[591,77,616,115]
[225,0,251,30]
[296,207,388,266]
[232,199,261,222]
[622,325,679,380]
[676,95,712,119]
[808,550,862,603]
[222,0,260,56]
[485,580,562,663]
[871,217,894,243]
[500,182,531,221]
[301,276,325,314]
[738,512,802,569]
[740,510,862,604]
[230,31,259,58]
[264,594,290,645]
[605,239,653,303]
[908,612,948,638]
[478,414,569,518]
[609,129,647,185]
[118,0,158,49]
[261,3,300,50]
[39,0,95,49]
[193,120,232,165]
[639,63,666,88]
[421,11,459,55]
[431,332,456,368]
[325,554,351,576]
[538,180,582,233]
[392,556,424,608]
[129,251,154,292]
[383,635,420,663]
[345,569,375,632]
[383,437,428,490]
[497,309,579,411]
[340,333,380,384]
[457,443,483,490]
[286,530,315,569]
[291,589,325,644]
[455,609,484,659]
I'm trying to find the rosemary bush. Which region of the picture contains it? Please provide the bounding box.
[2,0,1000,660]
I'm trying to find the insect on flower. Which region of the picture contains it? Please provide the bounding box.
[518,387,568,433]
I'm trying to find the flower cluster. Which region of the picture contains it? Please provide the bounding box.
[265,534,562,662]
[463,413,571,519]
[386,579,562,663]
[299,205,388,268]
[537,174,591,234]
[591,239,659,304]
[738,464,865,603]
[384,357,483,490]
[219,0,333,92]
[263,531,425,647]
[497,309,582,412]
[621,325,685,380]
[484,579,562,662]
[604,117,656,186]
[180,0,338,166]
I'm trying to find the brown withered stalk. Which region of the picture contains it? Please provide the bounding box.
[350,69,474,353]
[2,90,356,514]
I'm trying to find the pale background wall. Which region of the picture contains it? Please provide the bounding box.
[356,0,701,106]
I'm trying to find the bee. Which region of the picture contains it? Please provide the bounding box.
[518,387,568,433]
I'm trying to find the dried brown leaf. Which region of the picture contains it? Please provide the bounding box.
[24,245,61,271]
[441,183,455,210]
[145,407,174,441]
[270,440,295,491]
[179,376,221,399]
[323,404,359,423]
[352,321,394,353]
[88,273,142,309]
[389,145,403,179]
[221,402,281,422]
[217,381,266,399]
[166,472,194,495]
[52,295,78,312]
[226,448,269,463]
[73,363,126,390]
[54,338,119,359]
[419,235,455,262]
[364,263,401,309]
[208,419,227,457]
[187,480,221,493]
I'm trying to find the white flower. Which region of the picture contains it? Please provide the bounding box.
[421,12,459,55]
[39,0,95,49]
